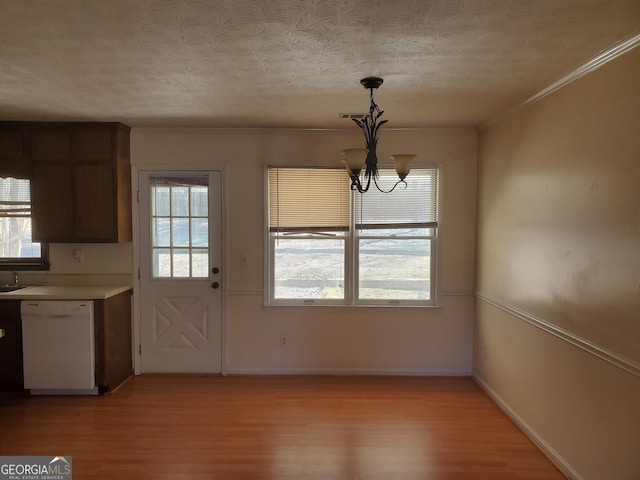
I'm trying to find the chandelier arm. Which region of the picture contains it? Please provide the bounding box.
[373,177,407,194]
[361,173,372,192]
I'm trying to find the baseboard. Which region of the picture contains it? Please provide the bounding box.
[226,368,472,376]
[28,387,100,396]
[472,374,581,480]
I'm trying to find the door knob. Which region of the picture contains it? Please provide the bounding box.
[212,267,219,274]
[211,282,220,289]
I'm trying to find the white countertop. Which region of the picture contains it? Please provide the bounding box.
[0,285,132,300]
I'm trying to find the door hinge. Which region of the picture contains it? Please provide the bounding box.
[139,344,142,356]
[137,268,140,279]
[136,190,140,203]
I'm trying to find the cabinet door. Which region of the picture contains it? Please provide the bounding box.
[30,127,73,241]
[30,128,71,163]
[0,300,23,392]
[73,129,113,163]
[74,164,115,240]
[25,122,130,243]
[0,126,29,177]
[94,291,133,390]
[31,165,73,241]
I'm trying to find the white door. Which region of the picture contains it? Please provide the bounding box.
[138,171,222,373]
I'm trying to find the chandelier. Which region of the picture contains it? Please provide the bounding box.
[341,76,415,193]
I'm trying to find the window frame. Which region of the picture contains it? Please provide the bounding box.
[0,177,50,271]
[265,165,439,307]
[353,227,437,306]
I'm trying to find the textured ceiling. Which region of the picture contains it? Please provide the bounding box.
[0,0,638,128]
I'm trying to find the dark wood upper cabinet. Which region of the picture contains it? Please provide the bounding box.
[7,122,133,243]
[30,126,71,163]
[31,163,74,239]
[0,125,30,178]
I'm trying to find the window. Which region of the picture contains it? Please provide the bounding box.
[0,177,49,270]
[150,175,209,278]
[267,166,439,306]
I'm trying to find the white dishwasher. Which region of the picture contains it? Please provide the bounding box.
[21,300,98,395]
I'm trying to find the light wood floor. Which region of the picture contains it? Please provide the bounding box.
[0,375,565,479]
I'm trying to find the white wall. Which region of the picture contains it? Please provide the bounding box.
[131,127,477,374]
[6,242,132,287]
[475,47,640,479]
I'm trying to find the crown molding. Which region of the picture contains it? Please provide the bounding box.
[479,33,640,131]
[131,126,474,136]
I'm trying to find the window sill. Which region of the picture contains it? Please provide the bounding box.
[263,302,443,311]
[0,262,50,271]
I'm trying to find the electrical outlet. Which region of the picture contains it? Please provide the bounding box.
[280,335,287,346]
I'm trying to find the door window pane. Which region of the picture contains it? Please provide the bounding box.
[191,251,209,277]
[171,187,189,216]
[153,248,172,277]
[191,218,208,247]
[171,218,190,247]
[172,249,190,277]
[152,187,170,216]
[152,218,170,247]
[150,176,210,278]
[191,187,208,216]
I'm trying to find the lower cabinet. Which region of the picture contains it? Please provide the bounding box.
[94,291,133,392]
[0,300,24,392]
[0,292,132,394]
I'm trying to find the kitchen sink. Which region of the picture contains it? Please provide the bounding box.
[0,285,27,292]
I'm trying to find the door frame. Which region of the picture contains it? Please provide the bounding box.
[132,165,227,376]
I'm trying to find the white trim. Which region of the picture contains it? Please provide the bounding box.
[523,33,640,108]
[227,368,471,376]
[219,166,229,376]
[132,126,474,136]
[131,165,141,375]
[475,292,640,378]
[479,34,640,130]
[262,164,271,307]
[472,374,582,480]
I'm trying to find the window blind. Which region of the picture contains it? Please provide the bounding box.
[354,168,439,228]
[0,177,32,218]
[268,167,350,232]
[149,175,209,187]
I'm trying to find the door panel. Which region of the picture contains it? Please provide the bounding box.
[139,171,222,373]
